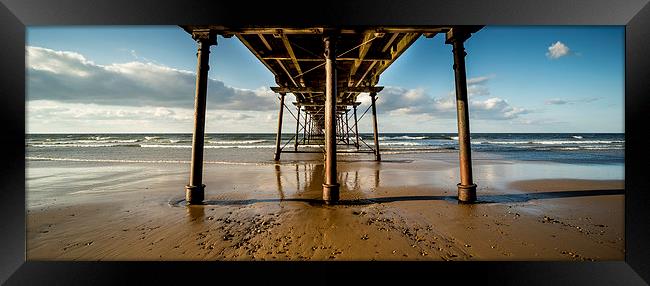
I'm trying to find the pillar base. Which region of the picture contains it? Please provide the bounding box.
[185,184,205,204]
[457,183,477,203]
[322,183,340,203]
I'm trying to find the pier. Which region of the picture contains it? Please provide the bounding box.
[180,26,483,204]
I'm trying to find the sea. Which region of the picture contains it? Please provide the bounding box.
[25,133,625,165]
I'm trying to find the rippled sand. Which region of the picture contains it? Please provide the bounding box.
[26,152,624,261]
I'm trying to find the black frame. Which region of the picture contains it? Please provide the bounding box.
[1,0,649,285]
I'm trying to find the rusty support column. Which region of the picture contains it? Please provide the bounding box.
[310,117,314,143]
[370,92,381,161]
[186,30,217,205]
[322,32,340,203]
[345,109,350,145]
[274,93,286,161]
[353,105,360,149]
[341,113,346,143]
[307,116,312,144]
[340,114,344,143]
[446,28,477,203]
[294,106,301,151]
[303,111,307,143]
[342,110,346,144]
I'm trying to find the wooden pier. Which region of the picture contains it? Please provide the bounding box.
[180,25,482,204]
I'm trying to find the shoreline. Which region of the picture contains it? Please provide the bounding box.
[26,154,624,261]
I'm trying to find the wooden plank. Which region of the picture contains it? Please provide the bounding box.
[382,33,400,53]
[293,102,361,106]
[281,34,303,78]
[374,33,421,84]
[355,61,377,87]
[280,34,313,99]
[257,34,273,51]
[349,32,375,85]
[275,59,300,88]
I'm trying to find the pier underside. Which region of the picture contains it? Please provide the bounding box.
[180,25,482,204]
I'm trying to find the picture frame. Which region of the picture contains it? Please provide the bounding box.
[1,0,649,284]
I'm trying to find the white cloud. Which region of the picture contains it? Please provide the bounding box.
[26,46,533,132]
[448,75,494,97]
[545,98,569,105]
[513,118,567,125]
[26,100,277,133]
[546,41,570,59]
[466,76,491,85]
[28,47,96,77]
[27,46,277,111]
[374,75,529,121]
[545,97,601,105]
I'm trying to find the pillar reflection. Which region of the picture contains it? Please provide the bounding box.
[275,164,285,200]
[186,205,205,224]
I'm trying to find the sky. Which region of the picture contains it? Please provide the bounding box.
[26,26,624,133]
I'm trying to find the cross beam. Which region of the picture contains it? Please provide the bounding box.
[293,102,361,107]
[271,86,384,94]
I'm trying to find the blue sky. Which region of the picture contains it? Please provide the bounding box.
[26,26,624,133]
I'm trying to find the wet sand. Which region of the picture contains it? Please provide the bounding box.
[26,154,624,261]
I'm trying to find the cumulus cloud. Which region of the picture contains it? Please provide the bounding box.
[26,46,532,132]
[373,75,528,120]
[466,76,491,85]
[27,46,277,111]
[28,100,264,123]
[28,100,193,122]
[545,97,601,105]
[513,118,567,125]
[545,99,569,105]
[546,41,571,59]
[447,75,493,97]
[26,100,275,133]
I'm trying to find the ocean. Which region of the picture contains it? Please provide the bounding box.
[26,133,625,165]
[25,133,625,209]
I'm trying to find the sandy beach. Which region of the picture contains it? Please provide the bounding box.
[26,152,624,261]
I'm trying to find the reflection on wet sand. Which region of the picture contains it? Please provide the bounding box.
[177,161,625,207]
[186,204,205,223]
[275,164,284,200]
[374,169,380,189]
[271,163,381,200]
